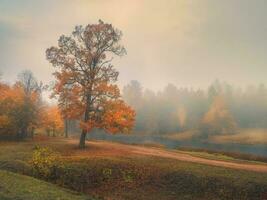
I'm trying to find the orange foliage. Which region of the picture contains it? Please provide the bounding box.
[0,83,25,136]
[101,100,136,134]
[46,20,135,145]
[41,106,64,136]
[0,78,44,139]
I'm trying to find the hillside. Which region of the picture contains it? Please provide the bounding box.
[1,137,267,199]
[0,170,93,200]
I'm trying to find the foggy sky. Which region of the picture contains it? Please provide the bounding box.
[0,0,267,93]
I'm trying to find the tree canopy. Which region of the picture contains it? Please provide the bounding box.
[46,20,135,148]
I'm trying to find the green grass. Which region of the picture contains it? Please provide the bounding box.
[1,138,267,199]
[107,156,267,199]
[0,170,94,200]
[176,146,267,163]
[175,150,267,164]
[55,156,267,200]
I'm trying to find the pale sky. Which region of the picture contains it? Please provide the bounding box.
[0,0,267,93]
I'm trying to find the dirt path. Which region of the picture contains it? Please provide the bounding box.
[64,139,267,173]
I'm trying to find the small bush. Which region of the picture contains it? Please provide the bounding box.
[102,168,112,180]
[30,146,62,180]
[121,169,135,183]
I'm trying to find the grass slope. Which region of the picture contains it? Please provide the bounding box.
[1,138,267,199]
[54,156,267,200]
[0,170,93,200]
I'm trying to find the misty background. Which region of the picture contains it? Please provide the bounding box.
[1,0,267,92]
[1,0,267,155]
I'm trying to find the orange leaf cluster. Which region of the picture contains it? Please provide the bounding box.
[41,106,64,133]
[46,20,135,142]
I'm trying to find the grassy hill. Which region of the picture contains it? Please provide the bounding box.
[0,137,267,199]
[0,170,94,200]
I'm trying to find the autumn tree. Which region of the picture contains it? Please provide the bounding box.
[16,70,44,139]
[0,82,22,138]
[200,96,237,137]
[0,83,30,139]
[41,106,64,137]
[46,20,135,148]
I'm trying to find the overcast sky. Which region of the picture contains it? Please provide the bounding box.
[0,0,267,93]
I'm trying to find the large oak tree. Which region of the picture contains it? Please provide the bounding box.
[46,20,135,148]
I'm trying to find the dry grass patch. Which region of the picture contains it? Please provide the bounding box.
[211,129,267,144]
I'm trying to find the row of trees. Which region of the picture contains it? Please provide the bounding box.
[123,80,267,136]
[0,20,136,148]
[5,20,265,145]
[0,71,64,140]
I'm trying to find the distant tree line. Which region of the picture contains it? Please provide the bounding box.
[122,80,267,137]
[2,70,267,140]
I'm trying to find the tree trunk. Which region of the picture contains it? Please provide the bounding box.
[79,94,90,148]
[64,119,69,138]
[16,130,22,140]
[31,127,35,140]
[18,127,27,140]
[79,129,87,148]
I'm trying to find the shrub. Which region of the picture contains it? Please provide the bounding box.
[55,163,90,192]
[121,169,135,183]
[102,168,113,180]
[30,146,62,180]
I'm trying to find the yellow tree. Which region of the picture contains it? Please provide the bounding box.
[201,96,237,136]
[46,20,135,148]
[41,106,64,137]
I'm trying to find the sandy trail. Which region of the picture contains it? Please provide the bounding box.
[66,139,267,173]
[131,146,267,172]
